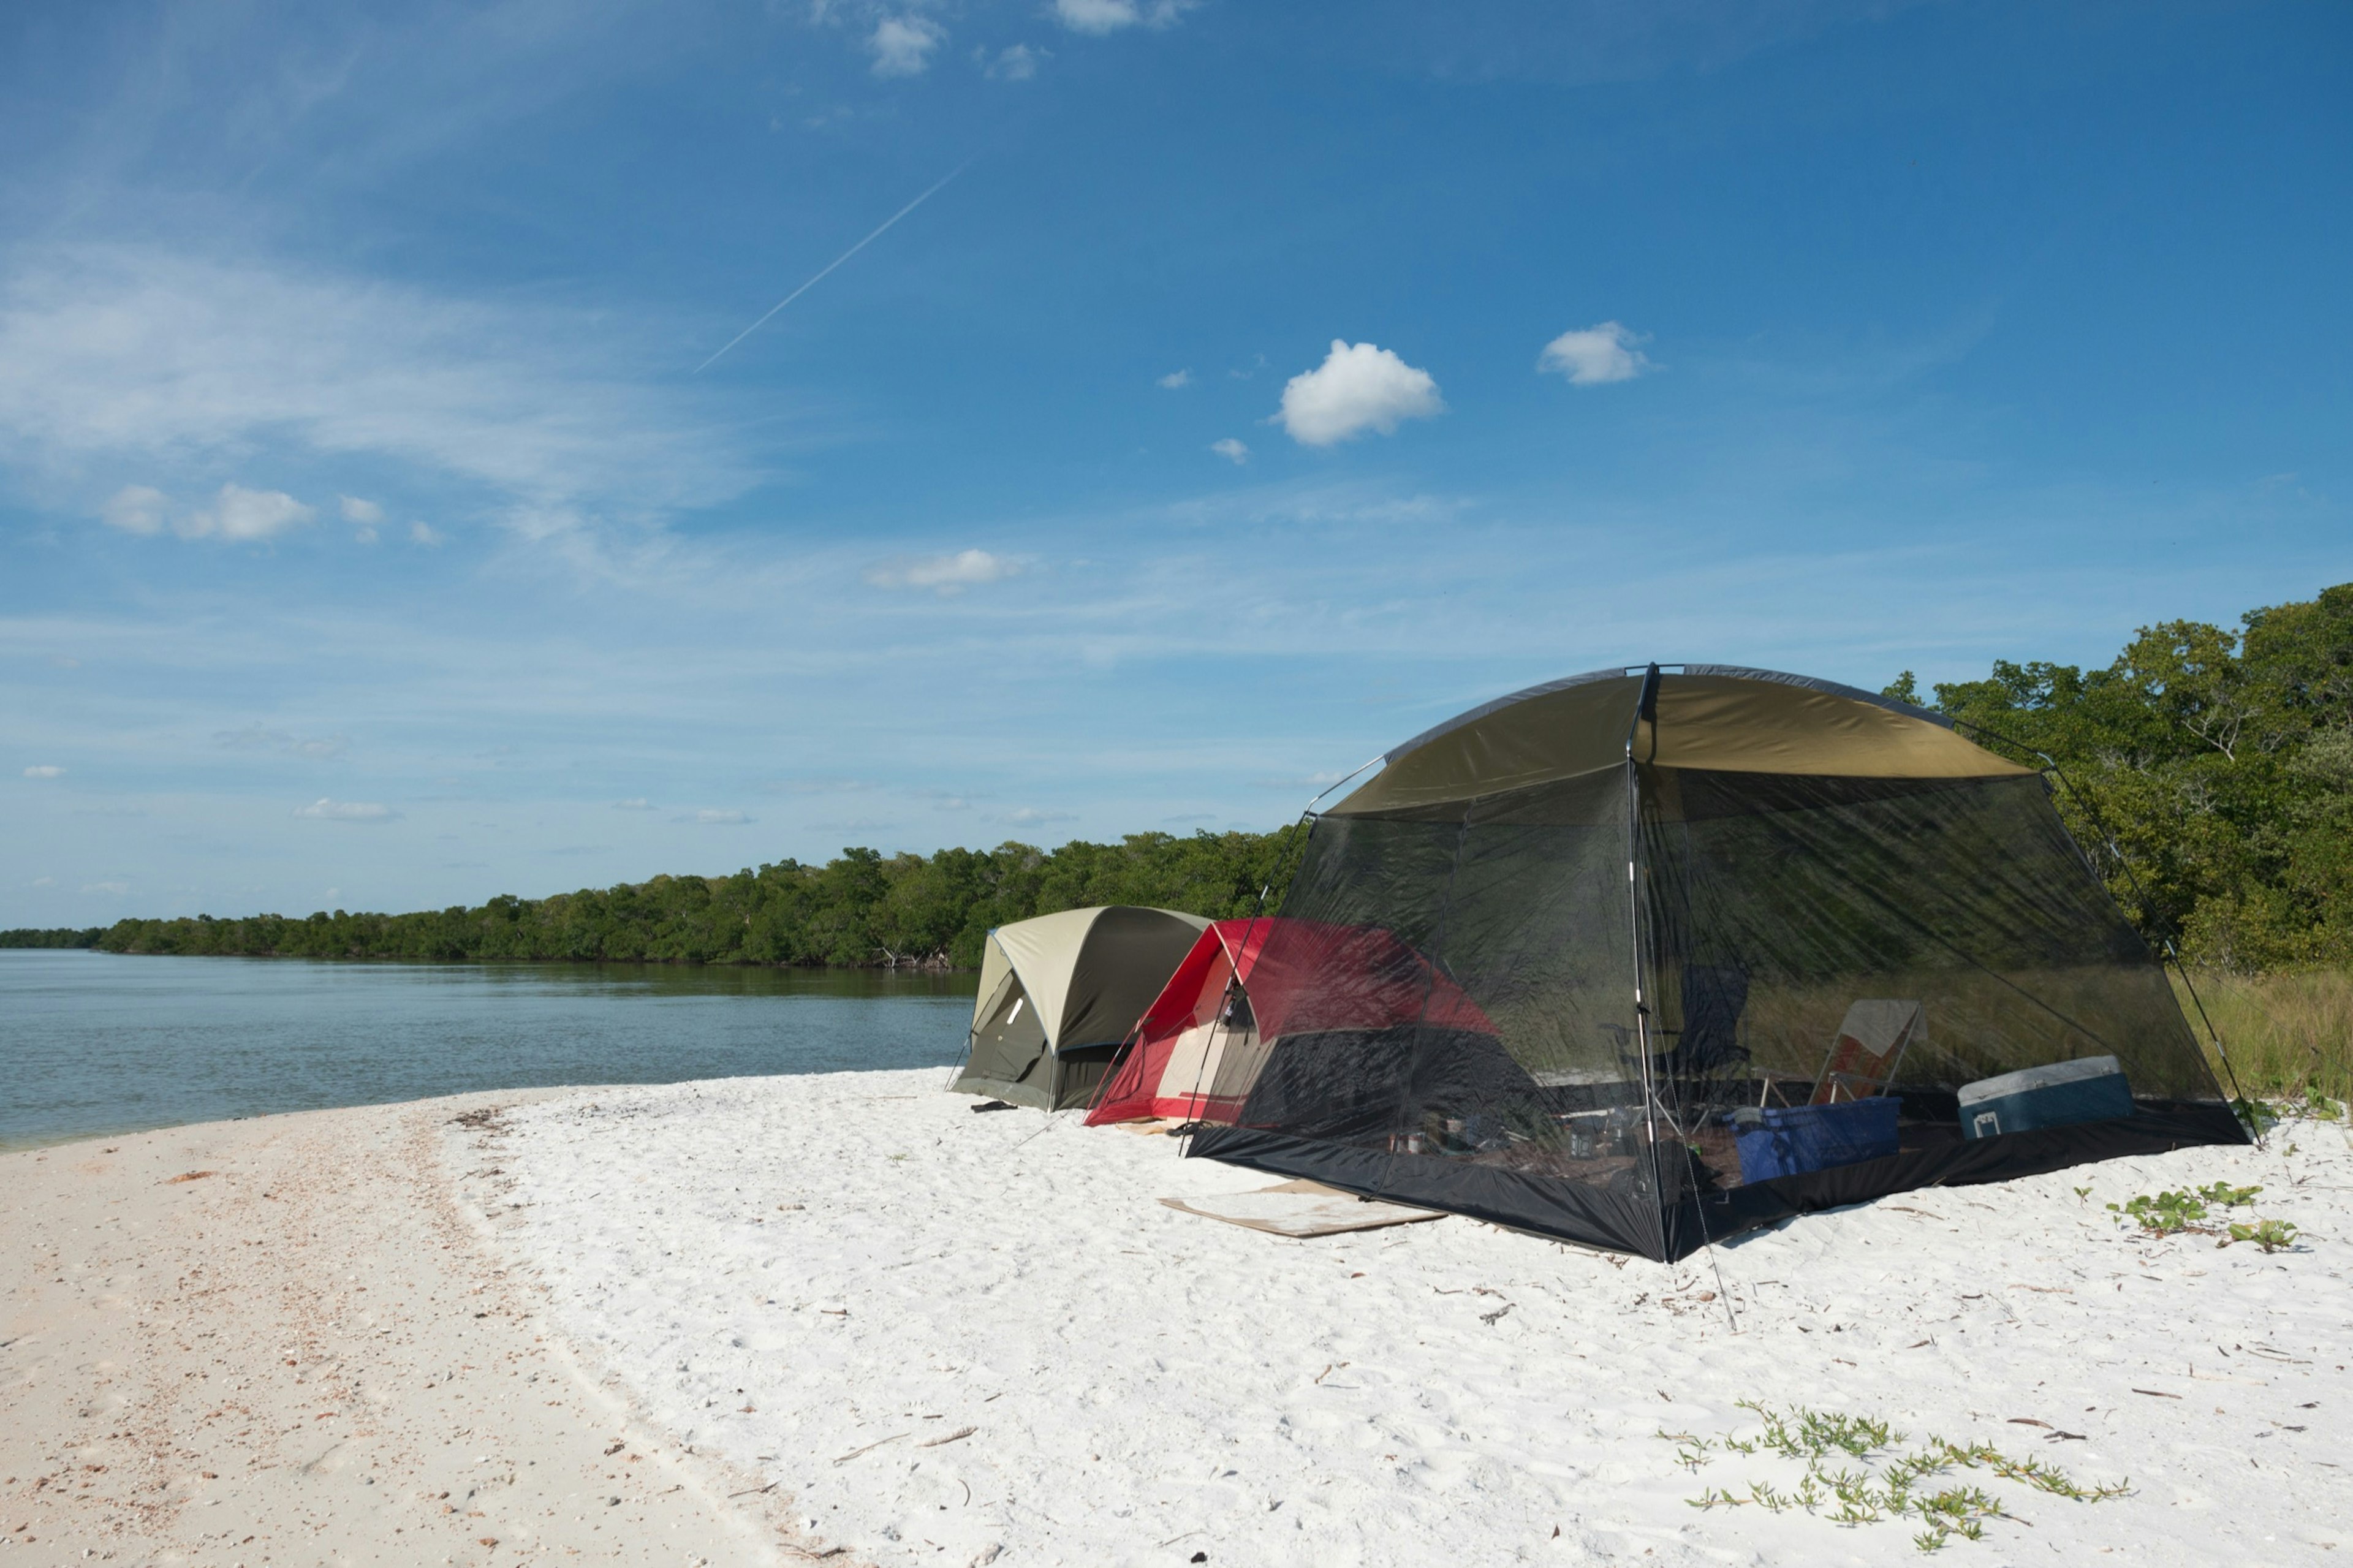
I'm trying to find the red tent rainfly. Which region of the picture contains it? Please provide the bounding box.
[1085,917,1496,1126]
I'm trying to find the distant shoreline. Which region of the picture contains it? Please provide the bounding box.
[1,829,1301,972]
[2,939,976,972]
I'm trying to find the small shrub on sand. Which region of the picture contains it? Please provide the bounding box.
[2105,1182,2261,1235]
[2102,1184,2300,1250]
[2225,1218,2300,1252]
[1664,1402,2129,1551]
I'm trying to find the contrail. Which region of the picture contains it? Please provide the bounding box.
[694,159,973,374]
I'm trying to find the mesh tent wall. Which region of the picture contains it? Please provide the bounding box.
[1183,665,2248,1262]
[1085,918,1501,1125]
[952,906,1210,1111]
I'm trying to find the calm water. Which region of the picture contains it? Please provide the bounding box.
[0,949,977,1150]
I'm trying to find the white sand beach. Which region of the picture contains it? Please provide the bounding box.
[0,1094,797,1567]
[7,1072,2349,1566]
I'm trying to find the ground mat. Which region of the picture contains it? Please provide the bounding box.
[1158,1178,1446,1237]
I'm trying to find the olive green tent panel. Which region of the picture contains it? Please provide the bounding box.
[950,905,1211,1110]
[961,965,1051,1104]
[1330,665,2031,817]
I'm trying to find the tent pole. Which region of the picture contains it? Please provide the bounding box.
[1623,665,1668,1262]
[1621,665,1739,1324]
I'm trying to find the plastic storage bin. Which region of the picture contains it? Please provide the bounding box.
[1958,1055,2132,1138]
[1733,1097,1902,1183]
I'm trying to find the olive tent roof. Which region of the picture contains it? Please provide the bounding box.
[1328,664,2031,817]
[952,905,1211,1112]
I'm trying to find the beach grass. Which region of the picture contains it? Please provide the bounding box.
[2175,967,2353,1105]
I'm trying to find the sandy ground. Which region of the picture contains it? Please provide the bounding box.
[0,1094,805,1567]
[7,1074,2350,1568]
[487,1071,2353,1568]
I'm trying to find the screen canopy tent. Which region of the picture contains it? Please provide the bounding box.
[1180,665,2249,1262]
[951,906,1210,1111]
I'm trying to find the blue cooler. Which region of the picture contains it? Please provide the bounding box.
[1958,1055,2132,1139]
[1733,1098,1902,1183]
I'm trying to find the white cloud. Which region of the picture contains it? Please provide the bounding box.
[809,816,896,834]
[863,548,1016,594]
[1158,368,1192,389]
[1053,0,1195,34]
[81,881,129,896]
[982,43,1043,80]
[100,485,169,535]
[0,247,757,551]
[410,521,443,546]
[23,764,65,779]
[768,776,880,796]
[1538,320,1652,385]
[612,797,654,811]
[1276,340,1446,446]
[31,876,56,887]
[344,496,383,543]
[998,806,1078,826]
[1210,437,1251,464]
[292,797,398,822]
[870,15,945,75]
[688,808,751,825]
[181,483,315,542]
[215,724,348,759]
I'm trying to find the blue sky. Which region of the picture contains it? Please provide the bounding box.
[2,0,2347,925]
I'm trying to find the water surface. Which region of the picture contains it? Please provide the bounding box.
[1,949,976,1150]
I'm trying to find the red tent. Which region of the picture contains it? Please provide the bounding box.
[1084,917,1497,1125]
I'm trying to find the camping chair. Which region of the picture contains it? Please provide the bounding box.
[1811,1000,1927,1105]
[1611,964,1752,1131]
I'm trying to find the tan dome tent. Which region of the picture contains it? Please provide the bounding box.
[952,906,1211,1111]
[1181,665,2249,1262]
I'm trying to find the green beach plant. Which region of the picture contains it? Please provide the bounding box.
[2103,1183,2300,1250]
[1664,1403,2129,1550]
[2224,1218,2299,1252]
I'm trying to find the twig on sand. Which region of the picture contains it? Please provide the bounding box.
[833,1433,911,1463]
[920,1426,977,1448]
[730,1482,779,1498]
